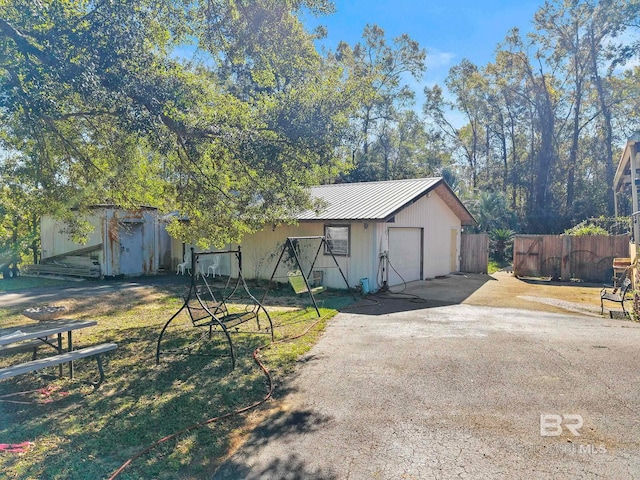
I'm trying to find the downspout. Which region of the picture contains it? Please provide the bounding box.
[369,222,378,293]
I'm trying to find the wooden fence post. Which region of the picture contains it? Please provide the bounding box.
[561,235,572,281]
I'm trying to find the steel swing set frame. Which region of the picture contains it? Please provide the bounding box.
[261,236,355,317]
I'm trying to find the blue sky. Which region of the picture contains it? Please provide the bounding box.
[304,0,544,89]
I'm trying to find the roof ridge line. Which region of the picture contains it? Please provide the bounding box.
[312,177,442,188]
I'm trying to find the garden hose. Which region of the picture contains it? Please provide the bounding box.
[108,313,329,480]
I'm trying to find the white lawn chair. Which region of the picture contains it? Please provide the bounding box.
[206,256,220,277]
[176,254,191,275]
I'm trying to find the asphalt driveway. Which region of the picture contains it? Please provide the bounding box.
[214,286,640,479]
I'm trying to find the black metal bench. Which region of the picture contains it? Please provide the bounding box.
[0,343,118,388]
[600,277,632,317]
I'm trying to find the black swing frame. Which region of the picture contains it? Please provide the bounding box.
[261,236,355,317]
[156,247,273,369]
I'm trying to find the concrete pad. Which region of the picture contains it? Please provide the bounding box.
[214,303,640,479]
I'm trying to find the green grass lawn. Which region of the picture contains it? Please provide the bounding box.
[0,281,352,479]
[488,259,511,274]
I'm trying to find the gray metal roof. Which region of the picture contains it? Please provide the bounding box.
[297,177,474,224]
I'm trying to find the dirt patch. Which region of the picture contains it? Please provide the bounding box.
[351,272,618,318]
[462,271,608,316]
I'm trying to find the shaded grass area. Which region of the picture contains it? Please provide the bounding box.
[0,277,80,293]
[0,282,352,479]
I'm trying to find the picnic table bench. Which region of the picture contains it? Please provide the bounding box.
[0,320,117,388]
[0,338,48,359]
[0,343,117,387]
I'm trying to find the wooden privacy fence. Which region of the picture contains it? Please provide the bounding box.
[460,233,489,274]
[513,235,630,282]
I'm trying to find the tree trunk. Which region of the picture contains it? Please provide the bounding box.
[31,214,39,265]
[507,107,518,210]
[589,28,615,215]
[566,79,582,213]
[498,112,508,194]
[534,74,556,218]
[471,120,479,189]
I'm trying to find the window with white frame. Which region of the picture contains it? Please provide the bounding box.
[324,225,350,256]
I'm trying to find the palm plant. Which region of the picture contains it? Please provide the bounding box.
[470,190,519,233]
[490,228,515,262]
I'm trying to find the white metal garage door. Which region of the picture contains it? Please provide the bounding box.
[388,227,422,286]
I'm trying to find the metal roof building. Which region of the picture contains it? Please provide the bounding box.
[298,177,475,225]
[239,177,477,291]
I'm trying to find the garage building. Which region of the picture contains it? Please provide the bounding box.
[237,177,476,291]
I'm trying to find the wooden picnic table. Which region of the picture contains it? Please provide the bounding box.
[0,319,97,379]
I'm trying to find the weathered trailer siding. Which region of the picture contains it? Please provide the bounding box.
[112,208,158,276]
[41,207,159,277]
[41,214,104,262]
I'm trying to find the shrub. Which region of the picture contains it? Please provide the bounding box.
[563,224,609,236]
[564,216,630,236]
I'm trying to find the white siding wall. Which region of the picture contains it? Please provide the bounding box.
[375,193,461,279]
[239,222,376,290]
[238,223,320,282]
[176,244,234,278]
[170,237,185,272]
[412,193,460,278]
